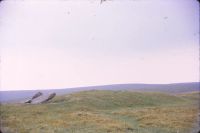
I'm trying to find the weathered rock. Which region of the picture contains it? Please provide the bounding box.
[24,92,43,103]
[41,93,56,103]
[25,92,56,104]
[25,99,32,103]
[32,92,43,100]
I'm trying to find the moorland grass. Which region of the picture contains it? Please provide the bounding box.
[0,90,199,133]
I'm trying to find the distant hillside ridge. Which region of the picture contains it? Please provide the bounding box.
[0,82,199,102]
[51,90,187,110]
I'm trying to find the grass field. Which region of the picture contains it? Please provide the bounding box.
[0,90,199,133]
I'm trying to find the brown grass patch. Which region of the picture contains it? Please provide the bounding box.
[65,111,132,132]
[113,106,199,130]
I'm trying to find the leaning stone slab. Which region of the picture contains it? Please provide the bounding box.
[25,92,43,103]
[32,92,43,100]
[31,93,56,104]
[41,93,56,103]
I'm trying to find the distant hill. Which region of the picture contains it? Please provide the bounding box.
[0,82,199,102]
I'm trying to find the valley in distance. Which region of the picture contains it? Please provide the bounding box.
[0,82,199,133]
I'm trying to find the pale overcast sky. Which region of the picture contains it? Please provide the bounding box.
[0,0,199,90]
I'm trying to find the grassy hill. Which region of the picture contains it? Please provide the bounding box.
[0,90,199,133]
[178,91,199,102]
[52,90,187,110]
[1,82,199,102]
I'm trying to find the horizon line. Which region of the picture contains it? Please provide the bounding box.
[0,81,199,92]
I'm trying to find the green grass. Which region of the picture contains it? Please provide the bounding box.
[0,90,199,133]
[177,91,200,102]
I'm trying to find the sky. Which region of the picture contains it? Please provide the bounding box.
[0,0,199,91]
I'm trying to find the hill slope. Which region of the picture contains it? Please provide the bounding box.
[1,90,199,133]
[51,90,186,110]
[0,82,199,102]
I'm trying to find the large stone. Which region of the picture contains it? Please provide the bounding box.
[32,92,43,100]
[25,92,56,104]
[41,93,56,103]
[31,93,56,104]
[25,92,43,103]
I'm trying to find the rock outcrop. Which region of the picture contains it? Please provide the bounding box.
[32,92,43,99]
[41,93,56,103]
[25,92,56,104]
[25,92,43,103]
